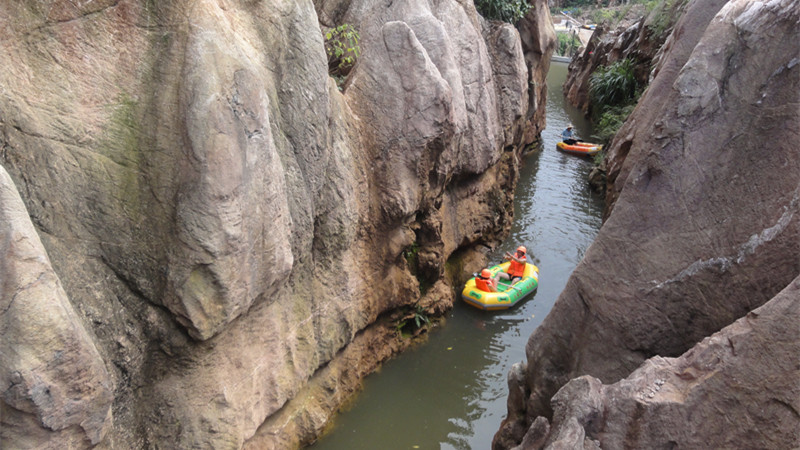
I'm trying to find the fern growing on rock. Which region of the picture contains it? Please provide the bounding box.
[589,58,638,111]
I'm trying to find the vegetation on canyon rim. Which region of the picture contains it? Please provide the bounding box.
[554,0,676,25]
[475,0,531,23]
[556,32,582,57]
[583,0,684,146]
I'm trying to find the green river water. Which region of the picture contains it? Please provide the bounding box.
[311,61,604,449]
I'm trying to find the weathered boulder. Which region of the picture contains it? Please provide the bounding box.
[0,0,554,447]
[485,20,530,149]
[511,2,555,146]
[539,276,800,449]
[1,166,113,448]
[495,0,800,447]
[166,2,296,341]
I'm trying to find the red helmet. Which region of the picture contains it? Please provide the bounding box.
[480,269,491,278]
[516,246,527,255]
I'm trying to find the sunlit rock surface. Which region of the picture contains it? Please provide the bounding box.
[495,0,800,448]
[1,166,113,448]
[0,0,554,447]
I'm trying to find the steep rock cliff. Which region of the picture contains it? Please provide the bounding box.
[0,0,554,448]
[1,166,113,448]
[533,276,800,449]
[495,0,800,448]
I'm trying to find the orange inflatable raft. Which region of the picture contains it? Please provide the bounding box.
[556,141,603,157]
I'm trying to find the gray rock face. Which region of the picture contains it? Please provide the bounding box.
[341,0,512,221]
[1,166,113,448]
[603,0,729,213]
[157,2,298,341]
[540,276,800,449]
[495,0,800,448]
[0,0,554,447]
[516,4,556,145]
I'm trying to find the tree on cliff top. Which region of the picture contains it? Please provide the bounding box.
[475,0,531,24]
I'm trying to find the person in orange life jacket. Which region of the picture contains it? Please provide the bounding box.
[475,268,499,292]
[498,246,528,285]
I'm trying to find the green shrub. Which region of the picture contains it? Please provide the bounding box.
[475,0,531,24]
[592,8,615,24]
[589,58,638,112]
[589,58,642,146]
[556,32,581,56]
[324,24,360,89]
[592,103,636,144]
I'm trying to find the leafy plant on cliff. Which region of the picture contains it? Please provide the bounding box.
[556,32,581,57]
[324,24,360,90]
[403,242,420,271]
[589,59,641,147]
[475,0,531,24]
[592,148,605,166]
[589,58,638,111]
[397,303,432,337]
[412,304,431,328]
[593,103,636,145]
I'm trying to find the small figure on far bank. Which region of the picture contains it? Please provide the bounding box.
[561,124,579,145]
[499,246,528,285]
[475,268,499,292]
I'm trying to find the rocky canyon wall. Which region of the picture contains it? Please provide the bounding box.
[495,0,800,448]
[0,0,554,448]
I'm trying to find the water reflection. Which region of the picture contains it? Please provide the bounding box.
[311,61,604,450]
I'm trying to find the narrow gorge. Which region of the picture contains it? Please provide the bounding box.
[2,0,798,449]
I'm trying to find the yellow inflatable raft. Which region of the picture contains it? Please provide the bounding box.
[461,262,539,310]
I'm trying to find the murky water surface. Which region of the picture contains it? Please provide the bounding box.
[311,61,604,450]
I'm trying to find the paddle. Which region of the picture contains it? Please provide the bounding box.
[497,281,523,292]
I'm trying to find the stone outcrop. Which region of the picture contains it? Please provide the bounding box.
[0,0,554,448]
[602,0,731,214]
[1,166,113,448]
[495,0,800,448]
[532,276,800,449]
[516,3,556,146]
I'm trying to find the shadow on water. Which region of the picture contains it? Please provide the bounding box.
[311,61,604,450]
